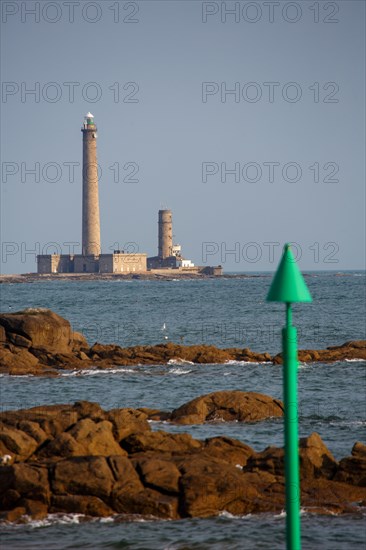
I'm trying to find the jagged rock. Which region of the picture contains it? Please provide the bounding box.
[299,432,338,479]
[133,457,181,494]
[52,456,115,500]
[50,495,114,517]
[0,402,365,522]
[244,433,338,481]
[0,309,364,374]
[275,341,366,365]
[0,424,40,462]
[202,436,254,467]
[107,408,150,442]
[71,331,89,352]
[122,431,202,454]
[0,309,72,354]
[0,404,78,439]
[0,463,50,509]
[178,456,262,517]
[137,407,171,421]
[334,442,366,486]
[170,391,284,425]
[0,347,39,375]
[38,419,127,460]
[109,455,145,515]
[72,401,106,421]
[112,486,179,519]
[7,332,32,348]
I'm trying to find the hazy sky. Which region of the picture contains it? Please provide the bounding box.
[1,0,365,274]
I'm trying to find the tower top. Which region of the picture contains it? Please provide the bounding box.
[82,113,96,129]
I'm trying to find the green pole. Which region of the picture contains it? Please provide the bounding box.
[283,303,301,550]
[266,244,312,550]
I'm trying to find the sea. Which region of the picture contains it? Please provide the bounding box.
[0,271,365,549]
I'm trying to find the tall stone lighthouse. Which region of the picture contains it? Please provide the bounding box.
[81,112,101,256]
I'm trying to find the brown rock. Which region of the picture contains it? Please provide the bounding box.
[51,495,114,517]
[0,424,39,462]
[0,347,39,375]
[134,457,181,494]
[7,332,32,348]
[113,486,179,519]
[301,477,366,514]
[0,507,27,522]
[71,331,89,352]
[17,420,48,445]
[18,498,48,519]
[109,455,144,491]
[52,456,114,500]
[137,407,171,421]
[122,431,202,454]
[334,441,366,486]
[0,309,72,354]
[244,433,338,481]
[0,463,50,509]
[39,418,126,459]
[107,408,150,442]
[202,436,254,467]
[73,401,106,421]
[0,404,78,438]
[299,432,338,479]
[244,445,284,477]
[170,391,284,425]
[108,455,180,520]
[89,343,131,363]
[179,456,261,517]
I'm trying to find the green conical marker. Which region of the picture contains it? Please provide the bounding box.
[267,244,312,550]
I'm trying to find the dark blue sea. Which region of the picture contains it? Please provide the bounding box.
[0,271,365,549]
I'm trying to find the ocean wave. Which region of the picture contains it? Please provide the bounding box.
[329,420,366,427]
[168,367,193,375]
[167,359,195,366]
[60,367,136,377]
[219,511,253,520]
[1,512,159,528]
[344,359,366,363]
[224,360,272,366]
[2,513,87,528]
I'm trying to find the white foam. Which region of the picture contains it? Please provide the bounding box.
[225,360,271,366]
[24,513,87,528]
[344,359,366,363]
[60,367,135,377]
[167,359,194,366]
[274,508,309,519]
[168,366,193,375]
[219,511,252,519]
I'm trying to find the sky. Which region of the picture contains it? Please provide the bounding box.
[1,0,365,274]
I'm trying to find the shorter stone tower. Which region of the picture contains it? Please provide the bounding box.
[158,209,173,259]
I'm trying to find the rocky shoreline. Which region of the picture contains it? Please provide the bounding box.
[0,309,365,376]
[0,397,365,523]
